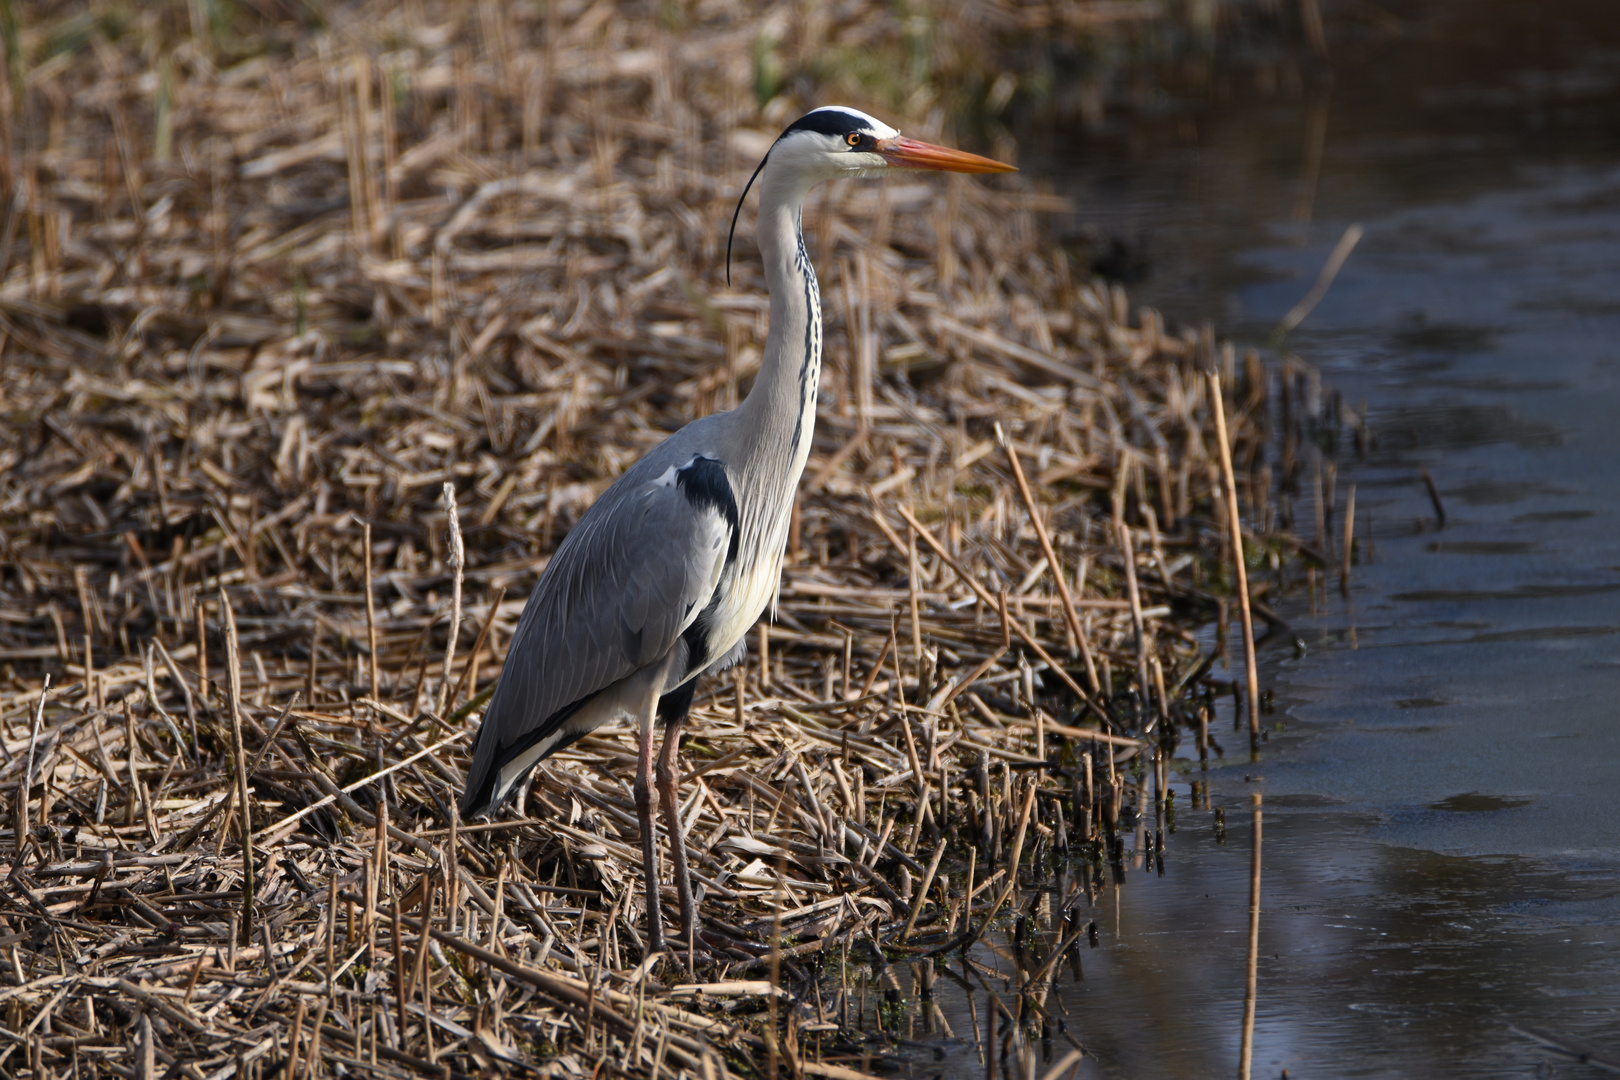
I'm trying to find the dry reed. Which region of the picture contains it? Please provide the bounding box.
[0,2,1319,1077]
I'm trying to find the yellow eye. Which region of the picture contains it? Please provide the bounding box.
[846,133,862,147]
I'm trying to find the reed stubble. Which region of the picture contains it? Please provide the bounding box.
[0,3,1320,1075]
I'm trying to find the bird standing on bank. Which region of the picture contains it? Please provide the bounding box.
[460,106,1014,961]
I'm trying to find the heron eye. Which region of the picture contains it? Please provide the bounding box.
[846,132,862,148]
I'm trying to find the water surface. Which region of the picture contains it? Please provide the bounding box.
[914,2,1620,1075]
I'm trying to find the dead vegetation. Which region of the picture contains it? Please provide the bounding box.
[0,2,1334,1078]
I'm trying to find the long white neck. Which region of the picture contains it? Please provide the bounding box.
[699,165,823,624]
[732,171,822,490]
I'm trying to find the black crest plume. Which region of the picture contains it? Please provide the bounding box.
[725,111,869,285]
[726,150,772,286]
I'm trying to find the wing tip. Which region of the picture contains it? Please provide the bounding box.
[459,764,498,821]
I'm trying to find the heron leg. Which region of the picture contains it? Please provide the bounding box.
[655,701,698,973]
[634,704,666,956]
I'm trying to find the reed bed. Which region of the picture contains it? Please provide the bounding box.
[0,2,1339,1078]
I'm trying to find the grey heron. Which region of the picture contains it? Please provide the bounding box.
[460,106,1014,960]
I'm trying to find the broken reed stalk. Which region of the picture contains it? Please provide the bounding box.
[437,482,466,719]
[1420,468,1446,530]
[446,584,507,714]
[1117,521,1151,717]
[287,1000,307,1080]
[898,839,948,942]
[985,993,998,1080]
[219,588,254,947]
[977,781,1037,936]
[1275,222,1363,338]
[1340,483,1357,597]
[998,424,1099,692]
[257,729,466,845]
[305,621,321,707]
[1313,455,1326,550]
[887,618,931,821]
[1040,1050,1084,1080]
[16,673,49,854]
[936,590,1011,711]
[324,876,338,998]
[767,864,784,1080]
[195,599,208,703]
[446,803,460,935]
[757,621,771,689]
[1239,791,1263,1080]
[1298,0,1328,54]
[370,800,388,968]
[390,891,407,1035]
[363,518,380,703]
[907,522,924,670]
[895,504,1099,715]
[1208,372,1262,755]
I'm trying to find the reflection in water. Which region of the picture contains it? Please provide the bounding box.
[1428,793,1532,813]
[1388,583,1620,601]
[1463,625,1620,644]
[1239,794,1262,1080]
[1381,404,1562,451]
[1424,541,1539,555]
[1512,510,1595,523]
[1444,480,1568,505]
[899,810,1618,1080]
[898,0,1620,1075]
[1389,324,1499,354]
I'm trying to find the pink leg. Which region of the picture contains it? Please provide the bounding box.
[634,710,666,955]
[655,711,698,972]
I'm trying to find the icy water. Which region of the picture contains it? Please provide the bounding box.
[913,1,1620,1076]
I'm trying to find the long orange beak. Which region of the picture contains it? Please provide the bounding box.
[876,135,1016,174]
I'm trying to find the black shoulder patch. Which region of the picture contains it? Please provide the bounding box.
[782,108,870,139]
[676,456,740,563]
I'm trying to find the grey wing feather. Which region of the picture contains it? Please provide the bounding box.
[462,461,731,810]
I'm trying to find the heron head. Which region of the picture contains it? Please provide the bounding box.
[767,106,1017,180]
[727,106,1015,281]
[758,106,1010,179]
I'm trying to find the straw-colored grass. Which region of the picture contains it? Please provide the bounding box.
[0,2,1318,1078]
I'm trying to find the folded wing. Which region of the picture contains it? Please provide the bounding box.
[460,456,735,814]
